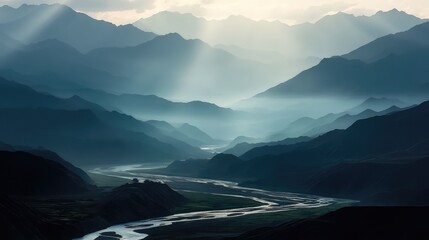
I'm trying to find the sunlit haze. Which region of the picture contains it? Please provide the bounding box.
[2,0,428,25]
[2,0,429,239]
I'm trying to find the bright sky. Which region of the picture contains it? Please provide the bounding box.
[2,0,429,25]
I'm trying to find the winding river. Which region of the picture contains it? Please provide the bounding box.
[78,165,350,240]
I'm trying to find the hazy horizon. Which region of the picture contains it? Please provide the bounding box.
[2,0,428,26]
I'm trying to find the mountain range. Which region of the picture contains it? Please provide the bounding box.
[0,77,210,165]
[0,4,156,52]
[1,2,429,239]
[37,86,247,139]
[85,33,280,103]
[344,20,429,63]
[1,4,428,106]
[162,99,429,203]
[0,26,280,104]
[223,136,312,156]
[256,22,429,100]
[266,97,408,140]
[135,9,425,60]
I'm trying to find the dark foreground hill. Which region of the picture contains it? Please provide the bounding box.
[307,156,429,206]
[0,151,93,196]
[0,150,186,240]
[0,143,94,184]
[228,207,429,240]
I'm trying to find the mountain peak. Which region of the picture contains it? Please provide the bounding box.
[138,32,188,49]
[388,8,400,13]
[378,8,401,14]
[156,32,185,41]
[139,11,201,23]
[373,8,414,18]
[0,5,14,10]
[364,97,390,103]
[18,3,74,12]
[317,12,354,23]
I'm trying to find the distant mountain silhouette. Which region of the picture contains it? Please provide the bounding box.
[304,106,402,137]
[0,78,210,163]
[235,100,429,193]
[135,10,424,84]
[347,97,408,114]
[0,32,278,104]
[0,108,207,165]
[224,136,259,149]
[257,22,429,99]
[93,111,209,156]
[215,44,319,65]
[135,10,425,60]
[0,39,129,92]
[344,21,429,62]
[267,114,342,140]
[146,120,208,147]
[268,98,407,140]
[55,88,240,118]
[163,100,429,199]
[86,33,279,103]
[0,77,104,110]
[0,4,156,52]
[224,136,312,156]
[242,100,429,163]
[38,87,246,140]
[177,123,217,146]
[258,54,429,98]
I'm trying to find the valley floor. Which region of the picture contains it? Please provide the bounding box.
[143,203,349,240]
[80,167,351,240]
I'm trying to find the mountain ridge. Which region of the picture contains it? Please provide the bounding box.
[0,4,157,52]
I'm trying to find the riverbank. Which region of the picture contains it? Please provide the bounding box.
[89,172,264,214]
[80,167,350,240]
[143,203,350,239]
[5,181,185,240]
